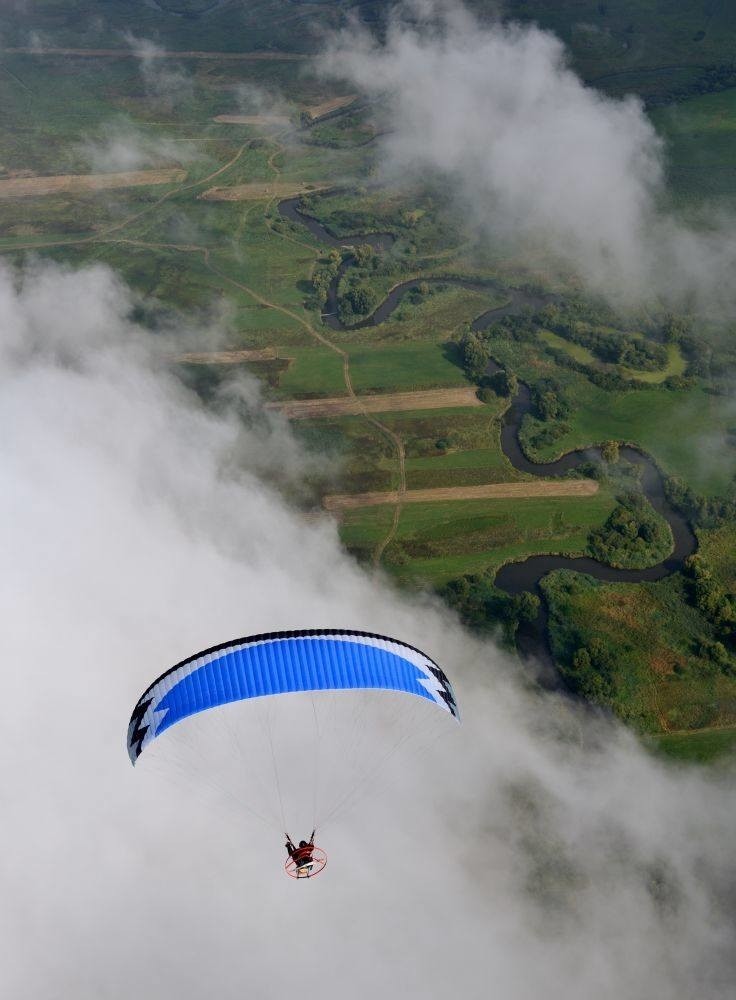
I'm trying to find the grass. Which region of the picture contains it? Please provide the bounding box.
[294,415,398,496]
[649,726,736,764]
[541,384,736,495]
[696,525,736,592]
[516,1,736,96]
[339,488,617,586]
[487,335,736,496]
[543,570,736,733]
[346,341,470,394]
[539,329,687,384]
[277,346,346,398]
[402,447,514,489]
[652,88,736,204]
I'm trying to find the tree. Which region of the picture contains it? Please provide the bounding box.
[662,313,691,343]
[601,440,620,464]
[353,243,374,268]
[514,591,540,624]
[460,331,491,382]
[486,368,518,398]
[346,283,376,316]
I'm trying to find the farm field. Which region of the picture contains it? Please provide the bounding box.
[653,88,736,203]
[341,489,618,585]
[528,384,735,496]
[325,478,599,511]
[271,387,482,419]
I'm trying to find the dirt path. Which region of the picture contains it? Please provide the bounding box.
[324,479,600,512]
[270,387,482,419]
[227,130,406,566]
[201,250,407,563]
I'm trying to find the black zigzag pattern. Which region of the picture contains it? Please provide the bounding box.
[428,665,458,717]
[127,697,153,761]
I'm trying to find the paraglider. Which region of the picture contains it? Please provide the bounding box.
[127,628,459,878]
[284,830,325,879]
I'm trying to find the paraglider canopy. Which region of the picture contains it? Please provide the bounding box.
[127,628,459,881]
[127,628,459,764]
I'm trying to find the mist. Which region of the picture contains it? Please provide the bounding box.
[124,32,194,111]
[77,118,202,173]
[1,259,734,998]
[320,3,736,313]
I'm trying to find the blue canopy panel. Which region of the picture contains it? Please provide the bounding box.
[128,629,459,763]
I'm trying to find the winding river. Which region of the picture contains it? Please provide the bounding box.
[279,196,697,666]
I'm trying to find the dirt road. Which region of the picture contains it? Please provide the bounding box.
[1,47,306,60]
[324,479,599,511]
[270,387,483,419]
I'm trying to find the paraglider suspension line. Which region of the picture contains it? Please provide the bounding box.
[266,713,286,832]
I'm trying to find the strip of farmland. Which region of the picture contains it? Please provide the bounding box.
[0,169,186,199]
[270,387,483,419]
[324,479,599,511]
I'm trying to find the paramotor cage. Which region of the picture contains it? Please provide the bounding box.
[285,846,327,880]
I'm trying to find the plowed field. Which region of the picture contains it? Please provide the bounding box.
[324,479,599,511]
[270,387,482,419]
[0,169,186,199]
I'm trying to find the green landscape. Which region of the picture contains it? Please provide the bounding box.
[2,0,735,763]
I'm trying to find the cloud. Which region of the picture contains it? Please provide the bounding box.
[1,258,735,999]
[319,3,736,313]
[77,119,201,173]
[124,33,194,111]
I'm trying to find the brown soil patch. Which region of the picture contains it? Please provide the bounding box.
[601,592,653,630]
[304,95,357,121]
[324,479,599,511]
[0,168,186,199]
[2,48,306,61]
[270,387,483,420]
[200,181,328,201]
[214,115,291,127]
[175,348,278,364]
[648,650,684,677]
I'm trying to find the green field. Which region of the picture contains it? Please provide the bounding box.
[653,88,736,203]
[533,384,735,495]
[484,331,736,495]
[649,726,736,764]
[341,489,618,585]
[345,342,471,394]
[539,330,687,384]
[277,347,346,398]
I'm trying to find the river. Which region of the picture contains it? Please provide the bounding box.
[278,195,697,667]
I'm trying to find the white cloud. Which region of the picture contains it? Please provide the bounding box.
[78,120,201,173]
[1,259,734,999]
[124,33,194,111]
[320,3,736,313]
